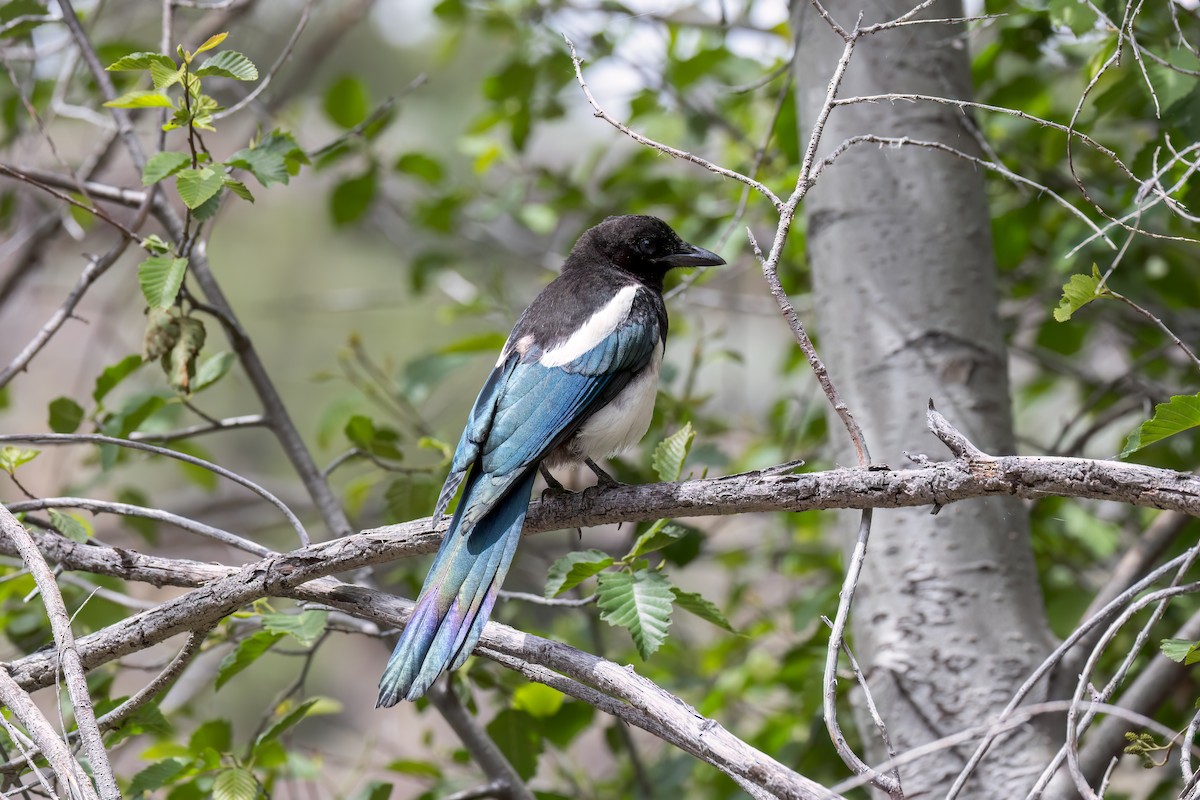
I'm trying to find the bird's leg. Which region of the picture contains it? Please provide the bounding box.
[539,464,568,500]
[584,457,621,488]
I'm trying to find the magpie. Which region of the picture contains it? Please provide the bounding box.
[377,215,725,705]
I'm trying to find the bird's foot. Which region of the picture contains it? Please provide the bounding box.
[585,458,622,489]
[539,464,569,500]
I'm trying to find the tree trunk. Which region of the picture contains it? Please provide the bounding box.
[793,1,1060,795]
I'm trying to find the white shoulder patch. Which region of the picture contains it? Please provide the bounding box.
[539,284,640,368]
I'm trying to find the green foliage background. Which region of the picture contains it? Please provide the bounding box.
[2,0,1200,798]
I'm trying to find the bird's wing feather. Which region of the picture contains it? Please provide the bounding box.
[432,300,661,524]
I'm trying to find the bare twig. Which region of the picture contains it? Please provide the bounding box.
[129,413,267,443]
[0,433,308,547]
[0,506,117,798]
[0,669,95,799]
[7,496,271,557]
[211,0,312,120]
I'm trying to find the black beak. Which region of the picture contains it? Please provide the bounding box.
[654,242,726,269]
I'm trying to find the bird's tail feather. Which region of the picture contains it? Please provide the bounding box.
[377,468,537,705]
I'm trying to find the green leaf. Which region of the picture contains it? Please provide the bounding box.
[626,519,684,560]
[195,32,228,54]
[541,702,595,749]
[227,130,308,187]
[137,256,188,308]
[544,550,613,597]
[190,185,225,221]
[323,74,370,128]
[149,60,182,89]
[116,487,157,542]
[191,351,235,392]
[386,759,441,779]
[48,509,91,543]
[195,50,258,81]
[212,767,257,800]
[394,152,444,184]
[485,708,542,780]
[0,446,38,475]
[254,697,335,750]
[1053,265,1108,322]
[673,588,736,633]
[261,610,327,648]
[597,569,674,659]
[344,415,403,460]
[129,758,190,796]
[330,167,377,226]
[188,718,232,755]
[512,683,564,718]
[175,167,223,209]
[142,151,191,185]
[103,89,174,109]
[1161,638,1200,665]
[47,396,84,434]
[93,354,144,404]
[216,630,283,690]
[1121,394,1200,458]
[352,781,394,800]
[439,331,508,355]
[223,177,254,202]
[106,52,177,72]
[651,422,695,481]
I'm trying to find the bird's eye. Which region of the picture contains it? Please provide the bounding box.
[637,237,656,255]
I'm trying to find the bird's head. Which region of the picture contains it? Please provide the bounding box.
[572,215,725,288]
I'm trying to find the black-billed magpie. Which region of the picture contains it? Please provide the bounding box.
[377,215,725,705]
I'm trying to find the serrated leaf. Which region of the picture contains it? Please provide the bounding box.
[544,550,613,597]
[0,446,38,475]
[103,89,174,109]
[1054,265,1108,322]
[673,588,736,633]
[106,52,176,72]
[626,519,685,560]
[192,351,234,392]
[138,256,188,308]
[47,396,84,433]
[512,683,564,718]
[175,167,223,209]
[1121,393,1200,458]
[597,569,674,659]
[223,177,254,202]
[195,50,258,81]
[190,186,225,221]
[142,151,191,185]
[149,59,182,89]
[48,509,91,543]
[93,354,144,404]
[129,758,189,795]
[213,767,257,800]
[216,631,283,690]
[261,610,327,648]
[195,32,228,54]
[227,130,307,187]
[651,422,695,481]
[1161,638,1200,664]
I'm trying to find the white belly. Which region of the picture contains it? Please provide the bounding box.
[549,342,663,466]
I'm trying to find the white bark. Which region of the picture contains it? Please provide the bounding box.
[794,1,1060,795]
